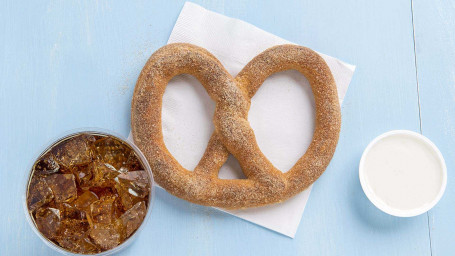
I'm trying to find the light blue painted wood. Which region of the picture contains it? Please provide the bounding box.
[0,0,439,255]
[412,1,455,255]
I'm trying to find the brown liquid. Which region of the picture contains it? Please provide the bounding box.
[26,132,150,254]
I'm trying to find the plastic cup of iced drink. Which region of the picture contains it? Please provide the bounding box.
[23,129,155,255]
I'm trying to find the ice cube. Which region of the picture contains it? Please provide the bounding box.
[73,191,98,209]
[115,183,141,211]
[27,177,54,212]
[45,174,77,202]
[35,207,61,238]
[123,151,143,172]
[56,219,100,254]
[89,224,121,250]
[92,137,130,169]
[34,152,60,176]
[119,201,147,237]
[71,163,93,189]
[117,171,150,198]
[58,203,86,220]
[90,162,119,187]
[89,196,116,225]
[52,134,95,168]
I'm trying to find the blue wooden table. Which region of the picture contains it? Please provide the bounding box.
[1,1,454,255]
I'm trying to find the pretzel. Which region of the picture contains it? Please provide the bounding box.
[131,43,341,209]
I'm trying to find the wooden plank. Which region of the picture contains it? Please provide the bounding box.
[412,1,455,255]
[0,0,429,255]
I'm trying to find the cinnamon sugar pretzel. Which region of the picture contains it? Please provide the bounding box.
[131,43,341,209]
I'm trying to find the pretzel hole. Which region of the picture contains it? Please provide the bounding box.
[162,74,215,171]
[248,70,315,173]
[218,155,247,179]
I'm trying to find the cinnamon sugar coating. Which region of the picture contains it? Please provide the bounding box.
[132,43,341,209]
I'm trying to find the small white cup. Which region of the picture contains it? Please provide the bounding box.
[359,130,447,217]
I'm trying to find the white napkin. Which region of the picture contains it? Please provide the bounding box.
[130,2,355,238]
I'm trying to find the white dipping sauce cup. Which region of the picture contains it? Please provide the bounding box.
[359,130,447,217]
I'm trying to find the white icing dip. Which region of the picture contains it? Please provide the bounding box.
[360,130,446,217]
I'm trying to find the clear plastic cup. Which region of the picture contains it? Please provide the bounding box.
[23,128,155,255]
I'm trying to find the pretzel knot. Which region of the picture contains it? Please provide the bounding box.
[132,43,341,209]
